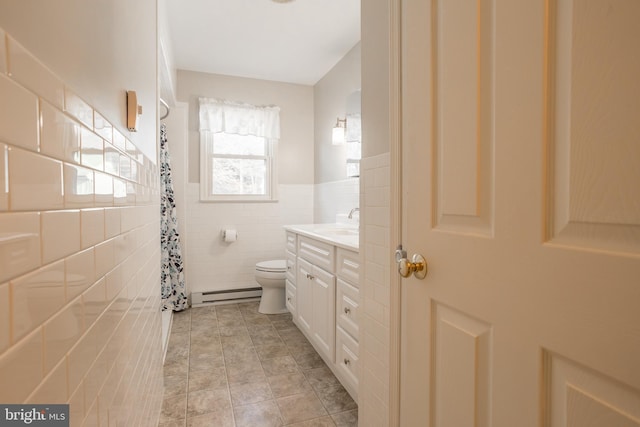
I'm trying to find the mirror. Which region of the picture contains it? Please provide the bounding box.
[345,90,361,177]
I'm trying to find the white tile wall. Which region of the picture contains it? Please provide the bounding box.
[0,26,163,425]
[0,212,42,283]
[65,247,96,301]
[7,36,65,110]
[359,152,391,427]
[80,208,105,248]
[93,111,114,143]
[11,260,67,341]
[64,163,94,208]
[9,148,64,210]
[41,209,81,264]
[40,100,82,163]
[185,183,314,294]
[0,74,39,151]
[314,178,360,224]
[0,328,43,403]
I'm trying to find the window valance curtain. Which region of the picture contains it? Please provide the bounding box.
[199,97,281,139]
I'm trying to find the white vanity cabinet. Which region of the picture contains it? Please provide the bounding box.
[334,248,360,399]
[284,225,360,402]
[296,257,336,362]
[284,232,297,317]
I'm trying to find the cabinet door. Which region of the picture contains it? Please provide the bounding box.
[336,326,359,399]
[296,257,313,334]
[336,278,359,340]
[285,250,296,283]
[285,279,296,318]
[311,265,336,363]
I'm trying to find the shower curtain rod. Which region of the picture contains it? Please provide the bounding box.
[160,98,170,120]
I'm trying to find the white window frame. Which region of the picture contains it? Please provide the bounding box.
[199,131,278,202]
[198,97,280,203]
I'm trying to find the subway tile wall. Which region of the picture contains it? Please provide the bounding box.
[0,30,164,426]
[359,153,391,427]
[314,178,360,224]
[185,183,314,295]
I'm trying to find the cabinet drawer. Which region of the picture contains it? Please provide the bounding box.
[298,236,335,272]
[336,326,359,395]
[285,250,296,283]
[336,279,359,339]
[336,248,360,286]
[285,279,296,317]
[286,231,297,253]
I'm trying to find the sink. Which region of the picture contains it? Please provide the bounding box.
[313,226,359,236]
[285,223,359,250]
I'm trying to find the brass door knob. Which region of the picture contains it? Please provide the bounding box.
[396,253,428,279]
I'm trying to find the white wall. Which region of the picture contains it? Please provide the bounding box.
[360,0,393,426]
[0,21,163,427]
[175,71,315,294]
[0,0,158,161]
[314,43,362,184]
[178,70,315,185]
[185,183,313,294]
[312,43,361,224]
[314,179,360,224]
[362,1,392,159]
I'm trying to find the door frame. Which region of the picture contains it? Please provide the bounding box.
[388,0,402,426]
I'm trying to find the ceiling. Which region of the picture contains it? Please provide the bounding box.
[165,0,361,86]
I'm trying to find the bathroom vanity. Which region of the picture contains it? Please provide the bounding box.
[283,224,360,402]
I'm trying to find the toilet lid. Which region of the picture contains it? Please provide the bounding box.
[256,259,287,272]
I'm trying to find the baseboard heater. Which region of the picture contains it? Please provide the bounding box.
[191,287,262,307]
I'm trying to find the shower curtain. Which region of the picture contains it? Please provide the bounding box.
[160,122,188,311]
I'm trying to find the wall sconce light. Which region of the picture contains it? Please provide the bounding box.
[126,90,142,132]
[332,117,346,145]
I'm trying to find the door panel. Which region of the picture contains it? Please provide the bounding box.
[399,0,640,426]
[434,0,495,235]
[432,303,492,427]
[546,0,640,253]
[545,352,640,427]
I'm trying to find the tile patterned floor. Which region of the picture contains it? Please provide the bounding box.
[158,302,358,427]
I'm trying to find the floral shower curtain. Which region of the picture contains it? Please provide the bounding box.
[160,122,188,311]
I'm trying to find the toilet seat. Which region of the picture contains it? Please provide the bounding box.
[256,259,286,273]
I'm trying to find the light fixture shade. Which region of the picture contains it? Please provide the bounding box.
[332,117,346,145]
[332,126,346,145]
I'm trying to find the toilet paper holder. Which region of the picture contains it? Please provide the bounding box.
[222,229,238,242]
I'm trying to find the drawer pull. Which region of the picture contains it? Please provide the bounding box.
[306,273,315,280]
[344,358,351,366]
[343,259,359,269]
[344,307,351,315]
[287,297,291,302]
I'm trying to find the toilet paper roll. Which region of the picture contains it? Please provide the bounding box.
[223,229,237,242]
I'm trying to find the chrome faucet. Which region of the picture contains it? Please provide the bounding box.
[348,208,360,219]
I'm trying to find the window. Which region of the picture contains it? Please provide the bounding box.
[199,98,280,202]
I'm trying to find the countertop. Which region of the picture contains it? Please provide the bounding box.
[284,224,359,252]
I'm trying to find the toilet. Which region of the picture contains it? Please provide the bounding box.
[255,259,288,314]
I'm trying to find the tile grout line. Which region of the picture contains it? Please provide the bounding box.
[162,303,356,426]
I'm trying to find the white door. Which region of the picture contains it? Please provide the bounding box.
[398,0,640,426]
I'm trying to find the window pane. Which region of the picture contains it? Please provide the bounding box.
[212,158,266,195]
[213,133,266,156]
